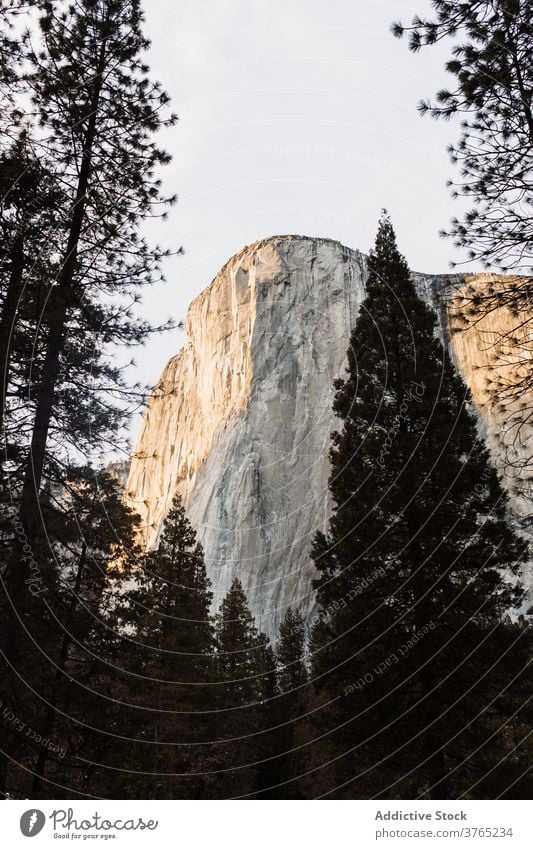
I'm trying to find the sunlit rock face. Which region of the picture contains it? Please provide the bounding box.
[448,275,532,522]
[125,236,531,634]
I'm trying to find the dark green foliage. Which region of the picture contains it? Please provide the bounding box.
[306,214,530,799]
[14,0,178,496]
[0,0,177,642]
[89,495,216,799]
[266,606,310,799]
[276,606,308,695]
[0,465,141,799]
[0,1,31,128]
[0,138,64,482]
[392,2,532,484]
[392,0,532,274]
[213,578,277,798]
[0,0,177,797]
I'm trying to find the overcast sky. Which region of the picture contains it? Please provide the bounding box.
[125,0,472,447]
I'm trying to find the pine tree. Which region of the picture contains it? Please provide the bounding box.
[0,0,181,800]
[392,2,532,479]
[307,213,530,799]
[1,466,141,799]
[0,139,63,471]
[276,607,308,694]
[0,1,29,130]
[95,495,216,799]
[392,1,532,275]
[213,578,275,798]
[0,0,177,665]
[263,606,309,799]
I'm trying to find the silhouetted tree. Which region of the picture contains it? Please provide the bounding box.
[1,466,141,799]
[94,495,216,799]
[0,0,177,795]
[307,213,530,799]
[214,578,276,798]
[276,607,308,694]
[392,1,532,482]
[392,0,532,273]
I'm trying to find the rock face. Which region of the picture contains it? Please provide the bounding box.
[125,236,531,635]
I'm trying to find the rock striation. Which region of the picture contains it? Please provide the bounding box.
[124,236,531,634]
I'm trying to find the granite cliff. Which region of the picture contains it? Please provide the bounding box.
[124,236,531,634]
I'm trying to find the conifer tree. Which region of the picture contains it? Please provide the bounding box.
[0,140,63,470]
[392,1,532,274]
[1,466,141,799]
[0,1,29,130]
[97,495,216,799]
[308,213,530,799]
[0,0,177,672]
[213,578,275,798]
[263,606,309,799]
[392,2,532,472]
[0,1,177,793]
[276,606,308,694]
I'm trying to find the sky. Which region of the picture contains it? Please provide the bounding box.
[126,0,472,445]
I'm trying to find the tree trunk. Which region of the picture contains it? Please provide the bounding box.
[31,541,88,796]
[0,46,106,798]
[0,231,24,453]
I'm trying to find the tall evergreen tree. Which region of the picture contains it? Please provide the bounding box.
[94,495,216,799]
[0,139,63,472]
[214,578,276,798]
[0,0,177,794]
[1,466,141,799]
[392,1,532,274]
[276,606,308,694]
[307,213,530,799]
[392,2,532,478]
[265,606,309,799]
[0,0,177,661]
